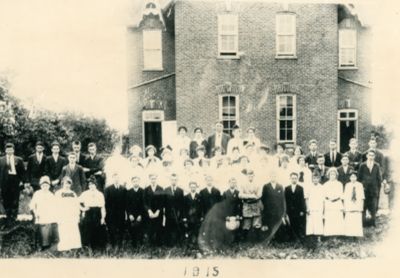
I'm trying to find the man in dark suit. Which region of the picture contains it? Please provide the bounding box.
[0,143,26,222]
[222,176,241,218]
[82,142,105,192]
[143,173,164,246]
[362,138,385,175]
[346,138,363,170]
[105,173,127,248]
[305,139,319,171]
[26,141,47,191]
[72,140,86,166]
[163,173,184,245]
[44,141,67,191]
[183,181,203,246]
[313,155,329,184]
[58,152,87,195]
[324,139,342,167]
[207,121,231,158]
[284,173,306,241]
[337,154,353,188]
[199,174,221,216]
[126,175,145,246]
[261,171,286,242]
[358,149,382,227]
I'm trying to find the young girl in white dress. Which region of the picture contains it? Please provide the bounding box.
[323,168,345,236]
[55,176,82,252]
[343,170,365,237]
[305,173,325,239]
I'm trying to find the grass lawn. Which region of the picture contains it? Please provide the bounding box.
[0,214,390,259]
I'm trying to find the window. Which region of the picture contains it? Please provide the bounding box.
[218,14,238,57]
[339,29,356,67]
[276,13,296,57]
[219,95,239,135]
[276,95,296,143]
[143,29,162,70]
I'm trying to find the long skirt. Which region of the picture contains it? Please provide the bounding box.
[36,223,58,248]
[306,211,324,236]
[324,210,344,236]
[344,211,363,237]
[81,207,107,249]
[57,221,82,251]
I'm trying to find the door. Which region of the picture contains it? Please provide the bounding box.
[339,120,356,153]
[144,122,162,157]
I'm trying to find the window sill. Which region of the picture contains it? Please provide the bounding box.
[275,55,297,60]
[143,68,164,72]
[217,55,241,60]
[338,66,358,70]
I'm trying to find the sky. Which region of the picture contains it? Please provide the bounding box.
[0,0,399,133]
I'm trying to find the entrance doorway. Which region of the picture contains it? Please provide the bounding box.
[337,110,358,153]
[144,122,162,156]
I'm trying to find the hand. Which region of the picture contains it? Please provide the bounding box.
[261,226,269,232]
[154,210,160,218]
[282,217,287,225]
[183,218,187,222]
[137,215,142,222]
[83,167,90,172]
[148,210,154,218]
[300,212,304,216]
[24,183,30,189]
[94,171,102,175]
[129,215,134,221]
[200,217,204,222]
[100,218,105,225]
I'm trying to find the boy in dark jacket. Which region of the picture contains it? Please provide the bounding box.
[126,175,145,246]
[284,172,307,241]
[199,174,221,217]
[183,181,203,246]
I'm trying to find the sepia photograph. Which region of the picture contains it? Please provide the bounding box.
[0,0,399,275]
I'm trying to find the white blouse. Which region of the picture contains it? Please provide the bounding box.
[79,189,105,208]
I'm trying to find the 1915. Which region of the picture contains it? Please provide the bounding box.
[183,266,219,277]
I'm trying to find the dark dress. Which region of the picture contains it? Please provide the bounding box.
[104,185,127,247]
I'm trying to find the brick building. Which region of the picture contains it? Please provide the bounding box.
[127,0,372,155]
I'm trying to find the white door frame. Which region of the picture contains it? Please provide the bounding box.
[142,110,164,156]
[337,109,358,153]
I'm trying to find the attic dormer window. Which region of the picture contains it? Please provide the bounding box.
[339,18,357,68]
[143,29,163,70]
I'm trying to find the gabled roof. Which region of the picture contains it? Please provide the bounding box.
[129,0,174,29]
[340,3,371,28]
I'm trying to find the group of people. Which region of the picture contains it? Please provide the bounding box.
[0,121,391,253]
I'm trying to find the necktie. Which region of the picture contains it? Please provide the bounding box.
[351,186,357,202]
[172,187,175,196]
[331,152,334,163]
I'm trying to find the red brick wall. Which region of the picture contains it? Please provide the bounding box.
[175,1,340,153]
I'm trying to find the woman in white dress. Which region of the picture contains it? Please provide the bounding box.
[305,174,325,239]
[226,125,243,157]
[55,176,82,252]
[323,168,345,236]
[343,170,365,237]
[296,155,312,191]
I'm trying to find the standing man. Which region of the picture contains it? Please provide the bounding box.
[82,143,105,192]
[199,174,221,217]
[0,143,26,223]
[337,154,353,188]
[207,121,230,158]
[72,140,86,166]
[324,139,342,167]
[284,173,307,241]
[357,150,382,227]
[26,141,47,192]
[305,139,319,171]
[126,175,145,246]
[45,141,67,191]
[59,152,87,196]
[163,173,185,246]
[346,138,363,171]
[104,173,127,248]
[143,173,164,246]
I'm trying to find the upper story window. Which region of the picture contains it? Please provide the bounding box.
[218,14,239,58]
[143,29,163,70]
[276,95,296,143]
[276,13,296,58]
[339,28,357,68]
[219,95,239,135]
